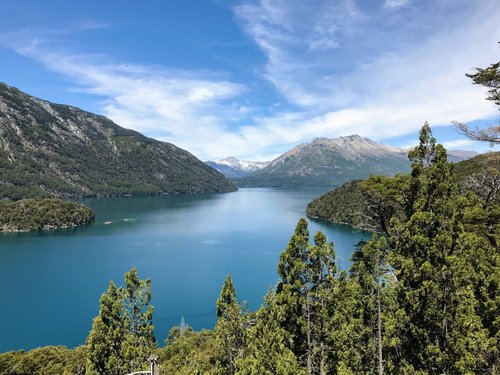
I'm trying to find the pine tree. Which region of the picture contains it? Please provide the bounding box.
[214,275,247,375]
[390,123,490,373]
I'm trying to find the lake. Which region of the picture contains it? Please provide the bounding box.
[0,188,371,353]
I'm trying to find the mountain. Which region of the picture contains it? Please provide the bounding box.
[0,82,236,199]
[206,157,269,178]
[238,135,410,188]
[306,151,499,232]
[238,135,478,188]
[446,149,479,162]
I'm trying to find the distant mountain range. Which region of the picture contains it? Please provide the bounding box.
[237,135,478,188]
[206,157,269,178]
[0,82,236,199]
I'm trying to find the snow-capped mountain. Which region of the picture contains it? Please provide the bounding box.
[206,157,270,179]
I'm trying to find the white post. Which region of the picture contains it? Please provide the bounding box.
[149,355,159,375]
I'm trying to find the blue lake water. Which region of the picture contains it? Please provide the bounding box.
[0,188,371,352]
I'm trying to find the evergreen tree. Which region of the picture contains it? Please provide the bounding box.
[236,291,304,375]
[121,268,156,373]
[348,236,395,375]
[276,218,310,362]
[306,231,337,375]
[86,268,156,374]
[326,270,363,374]
[454,50,499,144]
[85,281,127,375]
[276,219,339,374]
[390,124,490,373]
[214,275,247,375]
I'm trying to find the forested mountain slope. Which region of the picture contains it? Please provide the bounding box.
[0,82,236,199]
[306,151,499,233]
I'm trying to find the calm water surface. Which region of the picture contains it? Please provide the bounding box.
[0,188,370,352]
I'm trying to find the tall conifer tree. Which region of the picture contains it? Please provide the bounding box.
[348,236,394,375]
[85,282,127,375]
[121,268,156,373]
[214,275,247,375]
[276,219,339,374]
[390,123,490,373]
[86,268,156,374]
[236,291,304,375]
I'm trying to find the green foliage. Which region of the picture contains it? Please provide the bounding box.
[344,236,400,375]
[85,282,127,375]
[307,151,500,234]
[0,346,86,375]
[466,60,500,106]
[236,291,304,375]
[389,124,495,374]
[121,268,156,372]
[453,52,499,144]
[275,219,341,374]
[306,180,371,229]
[0,198,94,231]
[158,328,217,374]
[214,275,248,375]
[85,268,156,375]
[306,175,408,234]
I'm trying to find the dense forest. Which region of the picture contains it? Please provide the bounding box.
[1,124,498,374]
[0,198,95,231]
[306,151,499,234]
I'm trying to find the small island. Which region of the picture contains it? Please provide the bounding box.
[0,198,95,232]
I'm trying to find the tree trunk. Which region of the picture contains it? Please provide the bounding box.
[306,296,313,375]
[320,294,326,375]
[377,287,383,375]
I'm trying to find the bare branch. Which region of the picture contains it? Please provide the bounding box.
[452,121,500,145]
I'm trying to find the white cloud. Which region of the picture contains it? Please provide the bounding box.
[384,0,410,9]
[2,1,499,161]
[7,40,257,158]
[233,0,500,146]
[441,139,473,149]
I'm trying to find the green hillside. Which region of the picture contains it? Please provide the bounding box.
[306,151,500,233]
[0,83,236,199]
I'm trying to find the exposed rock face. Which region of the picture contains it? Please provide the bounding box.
[239,135,477,188]
[0,82,236,199]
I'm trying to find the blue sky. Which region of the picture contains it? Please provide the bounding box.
[0,0,498,160]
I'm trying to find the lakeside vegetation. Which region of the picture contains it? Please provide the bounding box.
[0,199,95,231]
[1,124,498,374]
[306,151,500,234]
